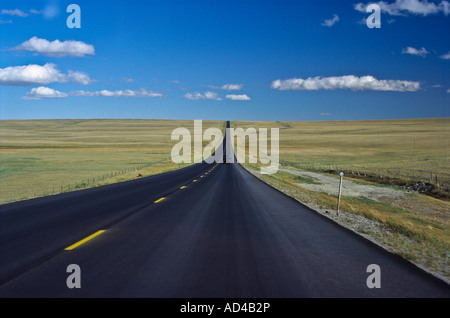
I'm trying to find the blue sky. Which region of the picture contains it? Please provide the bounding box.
[0,0,449,121]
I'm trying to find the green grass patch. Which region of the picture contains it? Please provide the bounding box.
[276,171,321,184]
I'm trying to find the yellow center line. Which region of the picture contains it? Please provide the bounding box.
[180,186,187,189]
[193,179,198,182]
[154,197,165,203]
[65,230,105,251]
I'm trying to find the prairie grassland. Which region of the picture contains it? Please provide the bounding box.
[232,118,449,280]
[233,118,450,185]
[0,119,225,203]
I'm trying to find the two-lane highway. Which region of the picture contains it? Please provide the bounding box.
[1,156,449,297]
[0,161,212,286]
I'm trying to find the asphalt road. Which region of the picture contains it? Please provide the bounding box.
[0,161,212,287]
[0,126,449,297]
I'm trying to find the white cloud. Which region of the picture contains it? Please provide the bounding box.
[22,86,68,100]
[225,94,251,101]
[447,88,450,93]
[202,84,219,89]
[203,83,244,90]
[271,75,421,92]
[1,9,29,17]
[0,63,92,86]
[440,50,450,59]
[182,92,203,100]
[23,87,163,99]
[29,9,42,15]
[13,37,95,57]
[182,91,222,100]
[354,0,450,16]
[71,88,162,97]
[65,71,93,85]
[357,16,395,24]
[43,4,59,19]
[357,17,368,24]
[319,113,332,116]
[0,19,12,24]
[401,46,429,57]
[321,14,339,26]
[221,83,243,90]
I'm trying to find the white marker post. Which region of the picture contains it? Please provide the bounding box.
[337,172,344,215]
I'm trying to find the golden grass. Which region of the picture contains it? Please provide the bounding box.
[0,119,225,203]
[235,117,450,279]
[232,118,450,185]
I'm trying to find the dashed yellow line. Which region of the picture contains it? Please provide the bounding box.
[65,230,106,251]
[64,166,220,252]
[154,197,166,203]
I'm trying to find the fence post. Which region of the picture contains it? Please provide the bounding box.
[337,172,344,216]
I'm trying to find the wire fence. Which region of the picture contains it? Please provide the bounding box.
[12,158,174,203]
[281,161,450,195]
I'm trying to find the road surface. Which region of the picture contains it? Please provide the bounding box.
[0,124,449,297]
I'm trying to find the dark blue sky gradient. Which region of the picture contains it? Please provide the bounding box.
[0,0,448,120]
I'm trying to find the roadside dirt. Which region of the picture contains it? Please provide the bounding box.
[279,168,406,202]
[280,168,449,223]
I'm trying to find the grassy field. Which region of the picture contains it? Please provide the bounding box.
[231,118,449,280]
[232,118,450,187]
[0,119,225,203]
[1,118,448,279]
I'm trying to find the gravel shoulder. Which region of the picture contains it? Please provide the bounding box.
[279,168,407,202]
